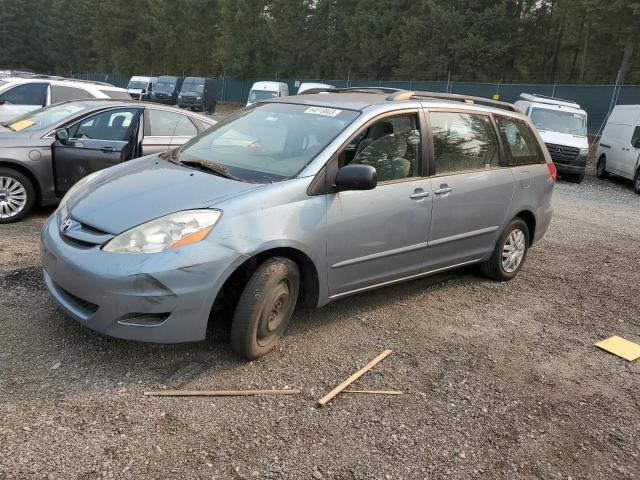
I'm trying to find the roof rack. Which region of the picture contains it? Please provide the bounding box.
[299,86,403,95]
[387,90,517,112]
[518,93,580,109]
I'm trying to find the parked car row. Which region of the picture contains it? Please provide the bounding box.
[127,75,217,113]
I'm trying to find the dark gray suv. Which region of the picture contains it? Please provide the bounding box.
[0,99,215,222]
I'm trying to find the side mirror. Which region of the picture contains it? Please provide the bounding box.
[633,137,640,149]
[54,129,69,143]
[335,164,377,192]
[0,99,5,105]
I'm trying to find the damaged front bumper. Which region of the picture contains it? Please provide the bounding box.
[40,214,247,343]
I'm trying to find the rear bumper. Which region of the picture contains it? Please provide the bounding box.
[532,203,553,247]
[40,213,247,343]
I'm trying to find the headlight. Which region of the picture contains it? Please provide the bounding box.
[58,170,102,209]
[579,147,589,156]
[103,210,221,254]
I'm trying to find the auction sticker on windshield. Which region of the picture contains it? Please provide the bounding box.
[8,119,36,132]
[304,106,342,117]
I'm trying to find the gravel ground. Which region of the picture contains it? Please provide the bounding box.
[1,171,639,480]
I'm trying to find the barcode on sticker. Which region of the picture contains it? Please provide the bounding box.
[304,106,342,117]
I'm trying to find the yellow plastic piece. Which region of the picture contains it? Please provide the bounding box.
[8,119,36,132]
[595,336,640,362]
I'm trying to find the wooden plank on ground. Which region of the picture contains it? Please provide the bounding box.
[144,389,300,397]
[317,349,393,407]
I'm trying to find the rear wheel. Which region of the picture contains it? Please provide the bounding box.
[480,218,530,281]
[596,156,608,179]
[0,168,36,224]
[231,257,300,360]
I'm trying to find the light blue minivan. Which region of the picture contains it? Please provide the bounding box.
[41,88,555,359]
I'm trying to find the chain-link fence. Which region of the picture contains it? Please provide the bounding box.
[64,72,640,134]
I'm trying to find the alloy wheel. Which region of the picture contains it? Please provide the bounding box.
[0,176,28,219]
[502,228,526,273]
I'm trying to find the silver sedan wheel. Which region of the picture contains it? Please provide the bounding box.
[0,176,28,219]
[501,228,526,273]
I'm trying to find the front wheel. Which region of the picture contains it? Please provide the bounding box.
[231,257,300,359]
[480,218,530,281]
[0,168,36,224]
[634,170,640,194]
[596,156,608,179]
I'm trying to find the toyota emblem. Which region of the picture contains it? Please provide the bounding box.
[60,217,73,233]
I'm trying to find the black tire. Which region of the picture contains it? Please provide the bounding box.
[567,171,585,184]
[231,257,300,360]
[596,156,608,179]
[480,218,530,281]
[634,169,640,195]
[0,168,36,224]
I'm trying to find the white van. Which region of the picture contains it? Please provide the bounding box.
[515,93,589,183]
[127,76,157,100]
[595,105,640,193]
[297,82,335,94]
[246,81,289,106]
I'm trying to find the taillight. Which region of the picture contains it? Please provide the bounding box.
[547,162,557,183]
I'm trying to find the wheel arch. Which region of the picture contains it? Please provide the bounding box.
[214,245,321,313]
[514,210,536,244]
[0,160,42,203]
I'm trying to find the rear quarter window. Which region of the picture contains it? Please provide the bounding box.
[495,115,545,166]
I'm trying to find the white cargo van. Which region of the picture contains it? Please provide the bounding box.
[515,93,589,183]
[127,76,157,101]
[595,105,640,193]
[246,81,289,106]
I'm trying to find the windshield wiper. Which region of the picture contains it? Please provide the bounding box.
[180,159,241,181]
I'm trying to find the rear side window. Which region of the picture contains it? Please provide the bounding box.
[147,109,198,137]
[429,111,499,175]
[495,116,544,165]
[0,83,48,106]
[51,85,92,103]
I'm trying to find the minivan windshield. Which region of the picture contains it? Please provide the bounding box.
[177,103,359,183]
[181,79,205,94]
[127,80,148,90]
[248,90,278,104]
[530,108,587,136]
[4,101,95,132]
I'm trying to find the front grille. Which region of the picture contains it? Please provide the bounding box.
[545,143,580,162]
[58,285,99,314]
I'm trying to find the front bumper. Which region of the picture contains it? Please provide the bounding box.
[177,97,203,108]
[151,94,176,105]
[40,213,246,343]
[551,153,587,175]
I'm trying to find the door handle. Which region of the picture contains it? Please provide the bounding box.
[410,190,430,199]
[434,187,453,195]
[101,146,116,153]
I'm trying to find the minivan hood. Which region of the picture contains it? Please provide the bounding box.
[538,130,588,149]
[67,156,263,234]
